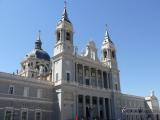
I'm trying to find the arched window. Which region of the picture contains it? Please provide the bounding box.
[66,72,70,81]
[57,31,60,42]
[104,50,107,58]
[112,51,115,58]
[66,32,70,41]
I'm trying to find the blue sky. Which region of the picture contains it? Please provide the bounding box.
[0,0,160,100]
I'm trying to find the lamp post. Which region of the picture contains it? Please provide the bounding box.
[121,106,126,120]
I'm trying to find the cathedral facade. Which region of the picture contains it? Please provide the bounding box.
[0,3,159,120]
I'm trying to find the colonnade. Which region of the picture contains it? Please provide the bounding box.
[77,95,112,120]
[75,63,112,90]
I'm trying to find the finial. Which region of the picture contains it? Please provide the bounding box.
[105,24,110,38]
[64,0,67,8]
[37,30,41,41]
[104,24,113,43]
[60,0,71,23]
[35,30,42,49]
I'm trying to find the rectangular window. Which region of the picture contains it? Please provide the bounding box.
[5,110,12,120]
[35,112,41,120]
[85,79,90,86]
[21,111,28,120]
[37,89,42,98]
[78,95,83,104]
[99,98,103,105]
[85,96,90,104]
[92,97,97,105]
[56,73,58,81]
[8,85,14,95]
[23,87,29,97]
[66,73,70,81]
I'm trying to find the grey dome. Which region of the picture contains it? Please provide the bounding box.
[26,31,50,61]
[27,49,50,61]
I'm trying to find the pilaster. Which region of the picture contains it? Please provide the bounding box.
[83,95,86,117]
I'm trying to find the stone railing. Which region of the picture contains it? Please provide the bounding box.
[0,72,53,86]
[62,80,112,92]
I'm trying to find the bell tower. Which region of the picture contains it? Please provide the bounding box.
[52,1,75,85]
[101,27,118,69]
[54,1,74,56]
[101,26,120,92]
[101,26,121,120]
[52,2,76,119]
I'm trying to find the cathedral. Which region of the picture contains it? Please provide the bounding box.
[0,2,159,120]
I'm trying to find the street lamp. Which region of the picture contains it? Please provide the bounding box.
[121,106,126,120]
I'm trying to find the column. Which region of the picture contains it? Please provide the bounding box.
[52,62,55,82]
[103,72,106,89]
[82,65,85,85]
[102,71,104,89]
[103,98,106,119]
[90,96,92,107]
[109,72,112,89]
[110,99,112,120]
[83,95,86,117]
[96,69,98,88]
[97,97,100,118]
[76,94,79,116]
[109,99,111,120]
[90,96,93,119]
[74,93,77,118]
[107,73,109,89]
[75,63,78,83]
[89,67,91,87]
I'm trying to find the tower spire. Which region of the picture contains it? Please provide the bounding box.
[54,0,74,56]
[64,0,67,8]
[37,30,41,41]
[35,30,42,50]
[105,24,110,39]
[104,24,113,44]
[60,0,71,23]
